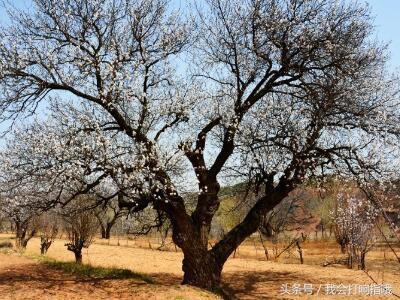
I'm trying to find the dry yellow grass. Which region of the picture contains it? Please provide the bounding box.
[1,233,399,299]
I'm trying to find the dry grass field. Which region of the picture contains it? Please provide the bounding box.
[0,233,399,299]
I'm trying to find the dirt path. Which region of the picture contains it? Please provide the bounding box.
[0,253,217,300]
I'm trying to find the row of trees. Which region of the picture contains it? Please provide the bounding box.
[0,196,103,262]
[0,0,399,291]
[1,180,393,269]
[255,181,389,270]
[0,183,387,269]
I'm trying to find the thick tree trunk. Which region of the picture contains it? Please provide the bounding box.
[15,234,25,249]
[74,250,83,264]
[182,252,222,289]
[180,188,290,292]
[21,239,28,248]
[169,209,222,290]
[66,243,83,264]
[15,222,25,249]
[153,172,292,292]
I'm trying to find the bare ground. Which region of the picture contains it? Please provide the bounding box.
[0,235,399,299]
[0,252,216,300]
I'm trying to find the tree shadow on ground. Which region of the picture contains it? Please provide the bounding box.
[0,262,149,297]
[149,268,314,299]
[0,258,313,299]
[149,272,181,285]
[221,270,316,299]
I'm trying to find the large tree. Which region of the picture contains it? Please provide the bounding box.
[0,0,399,290]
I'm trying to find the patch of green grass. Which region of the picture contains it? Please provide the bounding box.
[40,258,155,284]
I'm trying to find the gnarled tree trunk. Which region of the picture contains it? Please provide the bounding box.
[167,178,291,291]
[66,243,84,264]
[182,250,222,288]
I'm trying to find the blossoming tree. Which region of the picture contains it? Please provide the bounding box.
[0,0,399,290]
[331,194,379,269]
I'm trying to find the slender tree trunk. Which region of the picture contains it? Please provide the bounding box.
[347,245,356,269]
[158,225,170,250]
[259,231,269,260]
[15,222,25,249]
[359,251,366,270]
[105,223,113,239]
[340,242,346,254]
[100,225,106,239]
[40,244,46,255]
[40,237,52,255]
[296,240,303,264]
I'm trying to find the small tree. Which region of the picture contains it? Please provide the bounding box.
[0,199,39,250]
[331,194,378,269]
[14,214,38,250]
[63,208,98,264]
[37,212,59,255]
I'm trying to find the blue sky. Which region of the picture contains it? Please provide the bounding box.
[367,0,400,70]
